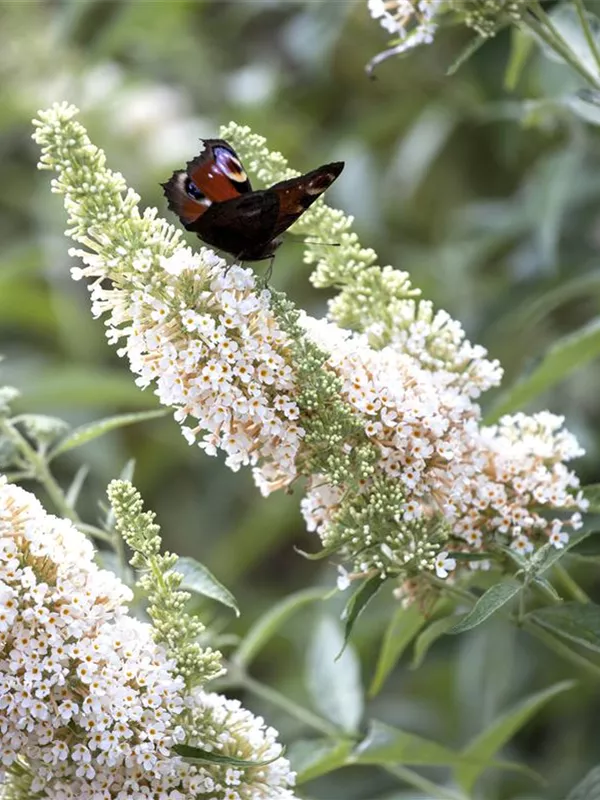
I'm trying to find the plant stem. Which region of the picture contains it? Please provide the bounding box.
[231,670,342,738]
[523,618,600,679]
[523,4,600,89]
[553,563,590,603]
[0,419,78,523]
[232,670,467,799]
[385,764,468,800]
[427,574,477,605]
[573,0,600,76]
[77,522,115,545]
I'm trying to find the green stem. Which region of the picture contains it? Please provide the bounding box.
[229,669,468,800]
[385,765,468,800]
[553,563,590,603]
[427,574,477,605]
[523,4,600,89]
[573,0,600,76]
[0,419,79,523]
[234,671,341,738]
[77,522,115,545]
[523,619,600,679]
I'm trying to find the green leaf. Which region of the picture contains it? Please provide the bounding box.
[411,615,457,669]
[340,574,386,654]
[233,588,327,669]
[455,681,574,793]
[566,91,600,126]
[17,366,159,412]
[369,605,425,697]
[504,26,534,90]
[567,766,600,800]
[535,145,582,270]
[486,318,600,422]
[306,615,363,734]
[485,271,600,364]
[583,484,600,514]
[289,738,353,783]
[528,602,600,653]
[176,556,239,616]
[447,580,523,635]
[540,4,600,80]
[173,743,280,767]
[65,464,89,509]
[50,409,167,459]
[529,527,598,575]
[352,720,466,767]
[446,34,486,76]
[294,544,339,561]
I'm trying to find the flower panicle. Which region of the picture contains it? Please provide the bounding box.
[108,479,223,687]
[32,104,587,600]
[0,476,297,800]
[221,121,502,399]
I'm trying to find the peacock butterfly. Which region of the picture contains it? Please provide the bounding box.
[161,139,344,262]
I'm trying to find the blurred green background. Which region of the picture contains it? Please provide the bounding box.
[2,1,600,798]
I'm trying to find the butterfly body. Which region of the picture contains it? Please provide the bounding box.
[162,139,344,262]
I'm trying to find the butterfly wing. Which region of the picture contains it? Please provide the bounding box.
[268,161,344,238]
[161,139,252,227]
[187,191,280,260]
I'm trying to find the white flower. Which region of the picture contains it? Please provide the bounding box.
[337,565,351,591]
[33,104,588,594]
[0,477,296,799]
[367,0,441,51]
[434,551,456,579]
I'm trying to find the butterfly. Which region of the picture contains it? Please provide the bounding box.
[161,139,344,262]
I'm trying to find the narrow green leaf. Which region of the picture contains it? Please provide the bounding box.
[411,616,457,669]
[173,743,280,767]
[485,271,600,359]
[369,605,425,697]
[455,681,574,793]
[233,588,327,669]
[65,464,89,509]
[340,575,386,654]
[567,766,600,800]
[446,34,486,76]
[306,615,363,734]
[294,544,339,561]
[530,527,598,575]
[540,4,600,79]
[531,576,561,603]
[176,556,239,616]
[504,26,534,90]
[528,602,600,653]
[486,318,600,422]
[289,739,353,783]
[447,580,522,635]
[352,720,465,767]
[50,409,167,459]
[17,367,158,411]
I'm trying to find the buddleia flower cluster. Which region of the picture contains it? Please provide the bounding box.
[32,103,587,603]
[366,0,527,71]
[0,476,296,800]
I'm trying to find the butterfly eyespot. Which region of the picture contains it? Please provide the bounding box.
[214,147,248,184]
[185,177,205,201]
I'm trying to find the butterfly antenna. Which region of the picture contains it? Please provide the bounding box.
[264,256,275,285]
[288,237,340,248]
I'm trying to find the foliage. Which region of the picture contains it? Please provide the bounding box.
[3,1,600,799]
